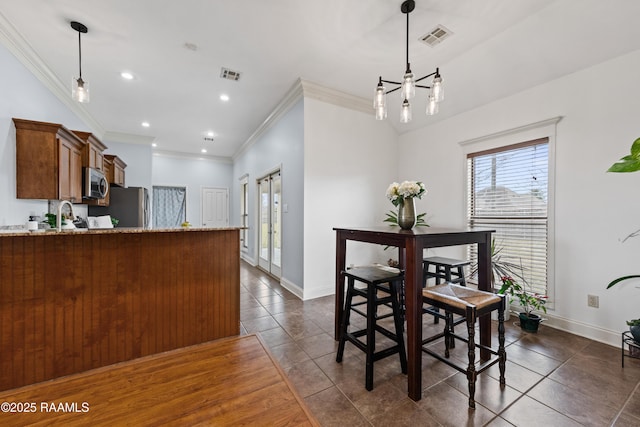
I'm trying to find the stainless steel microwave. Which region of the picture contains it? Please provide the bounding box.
[83,167,109,199]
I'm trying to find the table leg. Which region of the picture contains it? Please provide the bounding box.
[334,232,347,340]
[478,234,492,360]
[405,239,423,401]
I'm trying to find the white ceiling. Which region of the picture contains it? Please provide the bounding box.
[1,0,640,159]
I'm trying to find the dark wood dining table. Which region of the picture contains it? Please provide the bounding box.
[334,226,494,401]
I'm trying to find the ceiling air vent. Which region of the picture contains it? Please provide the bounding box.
[203,137,215,142]
[220,67,241,81]
[420,25,452,47]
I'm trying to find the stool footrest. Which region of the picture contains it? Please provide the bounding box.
[421,346,502,376]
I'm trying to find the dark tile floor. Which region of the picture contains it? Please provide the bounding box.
[239,261,640,426]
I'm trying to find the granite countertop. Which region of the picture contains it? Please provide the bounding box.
[0,227,243,237]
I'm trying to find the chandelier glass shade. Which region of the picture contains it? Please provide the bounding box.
[373,0,443,122]
[71,21,90,103]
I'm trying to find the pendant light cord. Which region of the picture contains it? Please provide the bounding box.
[405,7,410,72]
[78,30,82,79]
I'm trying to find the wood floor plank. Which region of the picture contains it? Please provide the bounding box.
[0,335,318,426]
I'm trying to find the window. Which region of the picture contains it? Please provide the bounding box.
[467,138,549,297]
[240,176,249,249]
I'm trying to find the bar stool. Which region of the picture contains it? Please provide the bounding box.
[423,256,470,347]
[423,256,470,287]
[421,283,506,409]
[336,266,407,391]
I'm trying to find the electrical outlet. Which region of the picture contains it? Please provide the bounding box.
[587,294,599,308]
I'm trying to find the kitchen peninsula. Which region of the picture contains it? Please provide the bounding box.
[0,227,240,391]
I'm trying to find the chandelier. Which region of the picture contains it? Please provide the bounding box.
[373,0,443,122]
[71,21,90,103]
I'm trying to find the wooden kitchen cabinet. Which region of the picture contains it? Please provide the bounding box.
[13,118,85,202]
[73,130,107,172]
[104,154,127,187]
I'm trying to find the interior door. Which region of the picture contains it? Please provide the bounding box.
[202,187,228,227]
[258,171,281,278]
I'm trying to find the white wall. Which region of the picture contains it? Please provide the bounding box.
[152,153,233,227]
[303,98,398,299]
[398,49,640,346]
[232,99,305,294]
[103,140,153,190]
[0,42,90,226]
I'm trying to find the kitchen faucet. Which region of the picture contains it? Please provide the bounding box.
[57,200,74,232]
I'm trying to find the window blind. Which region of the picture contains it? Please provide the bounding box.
[467,138,549,297]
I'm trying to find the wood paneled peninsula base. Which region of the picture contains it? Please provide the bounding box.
[0,227,241,391]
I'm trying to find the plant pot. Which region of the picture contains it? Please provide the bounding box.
[518,312,542,333]
[630,325,640,343]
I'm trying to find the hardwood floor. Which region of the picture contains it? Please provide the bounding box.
[0,335,318,426]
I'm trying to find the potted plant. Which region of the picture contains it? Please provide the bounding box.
[498,275,548,332]
[627,319,640,343]
[606,137,640,340]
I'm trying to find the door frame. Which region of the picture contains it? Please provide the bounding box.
[256,166,282,279]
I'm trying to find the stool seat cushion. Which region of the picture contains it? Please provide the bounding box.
[423,283,500,310]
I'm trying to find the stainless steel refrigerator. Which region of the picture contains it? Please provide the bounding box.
[89,186,150,228]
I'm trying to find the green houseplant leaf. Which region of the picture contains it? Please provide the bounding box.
[605,138,640,289]
[607,275,640,289]
[608,137,640,172]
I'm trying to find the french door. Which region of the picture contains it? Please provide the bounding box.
[258,171,281,278]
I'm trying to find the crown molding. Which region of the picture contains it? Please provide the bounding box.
[153,149,232,165]
[0,12,105,135]
[232,78,371,160]
[232,79,304,160]
[299,79,371,114]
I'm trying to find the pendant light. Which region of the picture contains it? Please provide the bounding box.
[71,21,90,103]
[374,1,443,122]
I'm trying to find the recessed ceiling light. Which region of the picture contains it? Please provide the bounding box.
[121,72,134,80]
[220,94,229,102]
[207,131,214,137]
[142,122,150,127]
[201,148,207,153]
[151,143,157,147]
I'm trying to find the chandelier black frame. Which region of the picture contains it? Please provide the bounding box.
[374,0,443,122]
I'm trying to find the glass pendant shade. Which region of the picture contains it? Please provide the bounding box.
[400,99,412,123]
[72,77,90,103]
[425,95,438,116]
[373,83,386,109]
[375,105,387,120]
[401,71,415,100]
[431,75,443,102]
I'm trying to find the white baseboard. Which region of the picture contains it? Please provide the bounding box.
[240,252,257,266]
[280,277,303,300]
[539,312,620,348]
[303,285,335,301]
[501,302,620,348]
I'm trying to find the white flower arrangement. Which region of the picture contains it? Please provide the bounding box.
[386,181,426,207]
